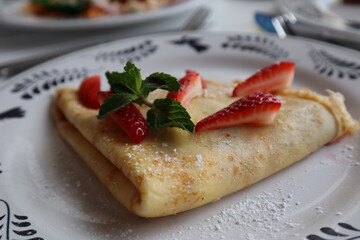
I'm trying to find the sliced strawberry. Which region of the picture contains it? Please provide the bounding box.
[167,70,205,106]
[79,75,101,109]
[97,91,113,103]
[186,70,207,89]
[232,61,295,97]
[195,92,281,132]
[97,91,148,143]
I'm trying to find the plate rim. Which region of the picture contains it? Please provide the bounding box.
[2,29,360,90]
[0,30,359,240]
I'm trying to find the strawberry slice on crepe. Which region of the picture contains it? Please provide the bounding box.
[98,91,148,143]
[167,70,206,106]
[232,61,295,97]
[78,75,101,109]
[195,92,281,131]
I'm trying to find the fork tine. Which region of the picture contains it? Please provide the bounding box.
[181,6,211,31]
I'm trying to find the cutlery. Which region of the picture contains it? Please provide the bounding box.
[255,12,360,51]
[0,6,210,80]
[272,13,360,50]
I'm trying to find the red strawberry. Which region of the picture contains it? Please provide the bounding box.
[232,61,295,97]
[186,70,207,89]
[98,91,148,143]
[79,75,101,109]
[195,92,281,132]
[167,70,205,106]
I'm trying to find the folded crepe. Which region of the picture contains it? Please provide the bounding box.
[52,80,359,217]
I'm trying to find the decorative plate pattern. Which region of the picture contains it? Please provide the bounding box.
[95,40,158,63]
[222,34,289,59]
[0,199,44,240]
[11,68,88,100]
[307,223,360,240]
[0,107,25,121]
[309,48,360,80]
[171,35,210,53]
[0,32,359,240]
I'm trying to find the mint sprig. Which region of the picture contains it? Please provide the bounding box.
[97,62,195,133]
[98,92,138,118]
[147,99,194,133]
[144,73,179,92]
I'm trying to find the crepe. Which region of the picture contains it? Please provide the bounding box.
[52,80,359,217]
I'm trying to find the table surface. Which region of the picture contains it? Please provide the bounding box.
[0,0,275,68]
[1,2,360,239]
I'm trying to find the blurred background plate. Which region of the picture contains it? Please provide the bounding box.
[0,0,198,30]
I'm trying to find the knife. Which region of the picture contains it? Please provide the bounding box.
[255,12,360,50]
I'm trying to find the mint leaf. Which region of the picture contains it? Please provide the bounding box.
[106,62,142,94]
[144,73,180,92]
[99,61,195,135]
[106,72,132,93]
[139,81,151,100]
[147,98,195,133]
[97,92,138,119]
[124,62,142,93]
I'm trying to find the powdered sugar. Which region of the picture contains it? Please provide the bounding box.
[145,185,300,240]
[190,188,299,240]
[194,155,203,167]
[315,206,324,215]
[336,143,359,166]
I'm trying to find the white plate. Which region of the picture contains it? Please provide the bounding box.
[277,0,360,45]
[0,31,359,240]
[0,0,197,30]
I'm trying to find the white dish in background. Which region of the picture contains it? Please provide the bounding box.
[0,31,359,239]
[0,0,197,30]
[277,0,360,46]
[328,0,360,23]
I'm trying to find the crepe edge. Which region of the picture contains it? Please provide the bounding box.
[50,102,152,217]
[280,88,360,140]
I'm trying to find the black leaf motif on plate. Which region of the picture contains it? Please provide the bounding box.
[0,107,25,121]
[339,223,360,232]
[222,35,289,59]
[321,227,348,237]
[0,200,10,240]
[309,49,360,80]
[0,200,44,240]
[95,40,158,63]
[307,222,360,240]
[171,36,209,53]
[10,68,88,100]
